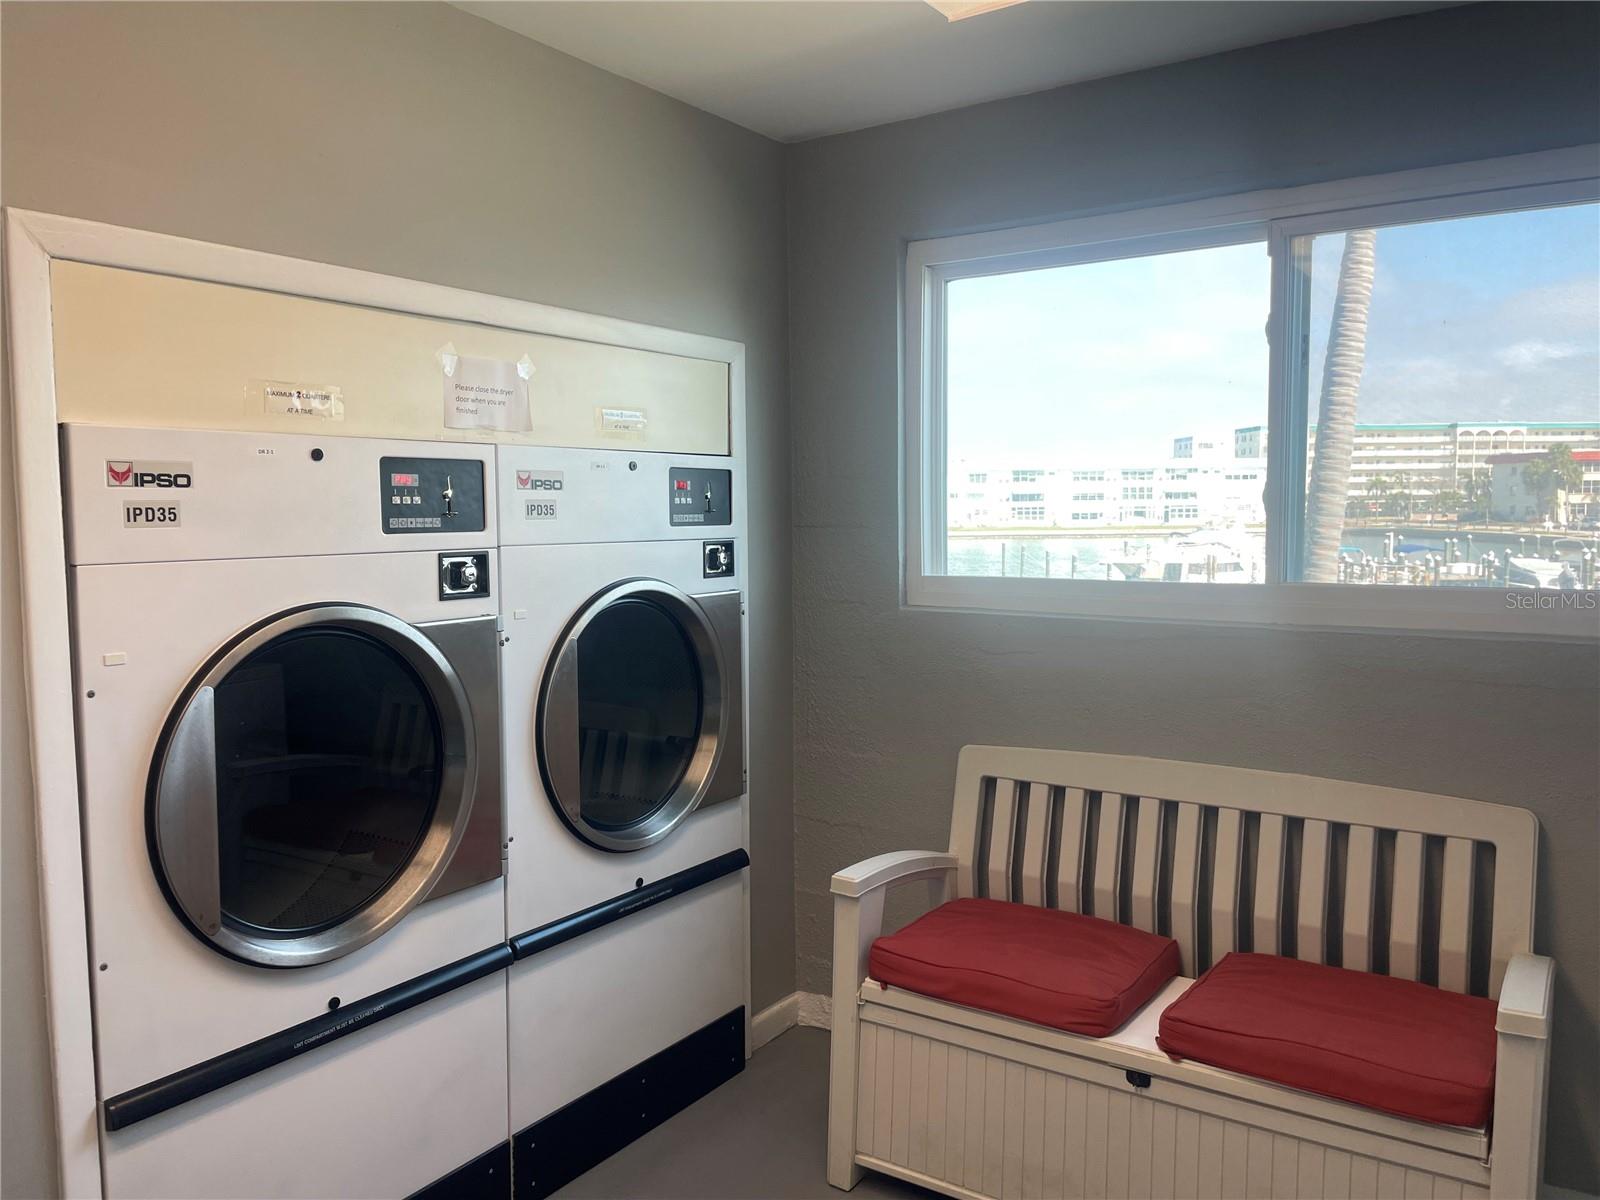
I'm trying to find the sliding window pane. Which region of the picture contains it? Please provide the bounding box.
[943,241,1269,583]
[1295,203,1600,590]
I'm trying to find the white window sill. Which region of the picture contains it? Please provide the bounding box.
[906,574,1600,641]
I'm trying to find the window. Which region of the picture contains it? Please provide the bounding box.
[904,149,1598,636]
[1290,205,1600,592]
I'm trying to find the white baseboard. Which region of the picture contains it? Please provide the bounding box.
[751,992,799,1051]
[751,990,831,1051]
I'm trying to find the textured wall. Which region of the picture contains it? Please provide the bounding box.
[787,4,1600,1191]
[0,5,793,1195]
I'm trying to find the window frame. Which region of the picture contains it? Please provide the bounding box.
[904,146,1600,639]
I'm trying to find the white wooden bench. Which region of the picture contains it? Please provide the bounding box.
[826,747,1552,1200]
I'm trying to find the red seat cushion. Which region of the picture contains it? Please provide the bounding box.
[868,898,1182,1037]
[1156,953,1498,1128]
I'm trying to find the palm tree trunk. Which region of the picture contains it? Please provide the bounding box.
[1304,230,1378,582]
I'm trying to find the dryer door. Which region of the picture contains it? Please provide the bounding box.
[539,580,741,852]
[149,605,480,967]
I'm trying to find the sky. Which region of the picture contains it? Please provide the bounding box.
[945,200,1600,469]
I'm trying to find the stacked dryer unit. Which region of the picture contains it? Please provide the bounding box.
[66,426,511,1199]
[497,445,750,1198]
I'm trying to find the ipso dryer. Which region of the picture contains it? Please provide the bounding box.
[496,444,750,1198]
[65,425,509,1199]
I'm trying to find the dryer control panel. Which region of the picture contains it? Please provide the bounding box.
[668,467,732,527]
[380,457,486,534]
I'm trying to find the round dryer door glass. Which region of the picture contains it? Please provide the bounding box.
[212,628,442,936]
[574,598,703,830]
[540,580,728,852]
[150,606,477,967]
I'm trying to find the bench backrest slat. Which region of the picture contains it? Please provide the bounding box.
[1297,818,1332,964]
[1343,825,1379,973]
[1019,782,1051,908]
[1391,830,1426,982]
[949,747,1538,998]
[1092,793,1124,921]
[1130,797,1162,934]
[1439,837,1476,994]
[1056,787,1088,914]
[1169,804,1201,973]
[1255,813,1287,959]
[1210,807,1243,970]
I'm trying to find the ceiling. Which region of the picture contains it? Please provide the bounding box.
[455,1,1457,143]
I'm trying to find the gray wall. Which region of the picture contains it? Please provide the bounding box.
[788,4,1599,1192]
[5,1,1600,1197]
[0,4,794,1197]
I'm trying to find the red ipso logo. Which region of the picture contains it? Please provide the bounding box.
[104,460,192,488]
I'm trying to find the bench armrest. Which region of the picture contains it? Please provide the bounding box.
[1496,952,1554,1039]
[831,850,958,898]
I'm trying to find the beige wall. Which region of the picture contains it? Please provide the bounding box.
[0,4,793,1196]
[787,4,1600,1192]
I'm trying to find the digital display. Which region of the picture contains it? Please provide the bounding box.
[674,479,691,491]
[390,472,419,487]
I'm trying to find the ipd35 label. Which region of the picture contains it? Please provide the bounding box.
[124,501,181,528]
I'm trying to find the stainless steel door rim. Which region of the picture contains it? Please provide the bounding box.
[150,604,478,968]
[539,578,727,853]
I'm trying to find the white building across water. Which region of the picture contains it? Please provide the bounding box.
[950,434,1265,530]
[951,420,1600,530]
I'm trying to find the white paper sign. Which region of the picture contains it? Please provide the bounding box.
[597,406,648,437]
[256,379,344,420]
[441,351,532,432]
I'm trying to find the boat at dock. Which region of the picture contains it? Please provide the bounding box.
[1112,526,1264,583]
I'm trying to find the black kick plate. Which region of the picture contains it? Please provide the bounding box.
[513,1008,745,1199]
[409,1140,510,1200]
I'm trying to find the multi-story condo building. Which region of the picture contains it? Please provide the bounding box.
[1305,421,1600,504]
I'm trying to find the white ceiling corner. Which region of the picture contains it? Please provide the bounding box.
[455,1,1460,143]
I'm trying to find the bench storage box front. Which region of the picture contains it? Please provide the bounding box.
[826,747,1552,1200]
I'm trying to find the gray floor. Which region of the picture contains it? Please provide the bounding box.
[555,1029,1600,1200]
[555,1027,931,1200]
